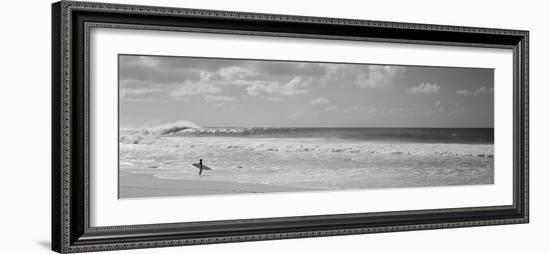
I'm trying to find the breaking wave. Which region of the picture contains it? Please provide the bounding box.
[120,122,302,144]
[119,121,200,144]
[174,127,298,136]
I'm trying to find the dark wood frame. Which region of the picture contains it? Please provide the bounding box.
[52,1,529,253]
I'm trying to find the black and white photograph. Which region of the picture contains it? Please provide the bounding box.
[118,55,494,198]
[43,1,536,253]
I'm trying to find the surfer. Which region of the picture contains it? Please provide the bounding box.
[192,159,212,176]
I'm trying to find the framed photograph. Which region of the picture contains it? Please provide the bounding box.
[52,1,529,253]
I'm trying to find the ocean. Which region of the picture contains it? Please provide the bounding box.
[119,124,494,192]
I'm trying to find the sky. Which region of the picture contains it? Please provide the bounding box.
[119,54,494,128]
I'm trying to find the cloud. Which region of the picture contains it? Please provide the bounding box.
[325,105,375,113]
[119,55,411,104]
[326,65,407,89]
[247,77,309,97]
[246,81,280,96]
[169,81,221,98]
[254,62,327,77]
[456,86,491,96]
[356,66,406,88]
[218,66,257,81]
[325,106,339,112]
[122,55,321,101]
[407,83,440,94]
[344,105,377,113]
[268,97,284,102]
[310,97,330,105]
[119,56,202,85]
[120,87,163,101]
[343,105,365,112]
[203,95,235,102]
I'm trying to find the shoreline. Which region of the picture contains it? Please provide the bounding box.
[119,171,315,199]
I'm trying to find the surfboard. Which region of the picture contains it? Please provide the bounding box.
[192,163,212,170]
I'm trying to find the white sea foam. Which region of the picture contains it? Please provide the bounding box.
[119,135,494,190]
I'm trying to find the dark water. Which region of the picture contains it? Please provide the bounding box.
[172,127,494,144]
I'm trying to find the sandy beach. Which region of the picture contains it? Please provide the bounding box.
[119,171,314,199]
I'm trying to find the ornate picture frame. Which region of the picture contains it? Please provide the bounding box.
[52,1,528,253]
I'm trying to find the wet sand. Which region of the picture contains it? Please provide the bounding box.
[119,171,313,199]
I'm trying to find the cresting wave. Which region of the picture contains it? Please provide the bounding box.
[119,121,200,144]
[120,121,300,144]
[173,127,298,136]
